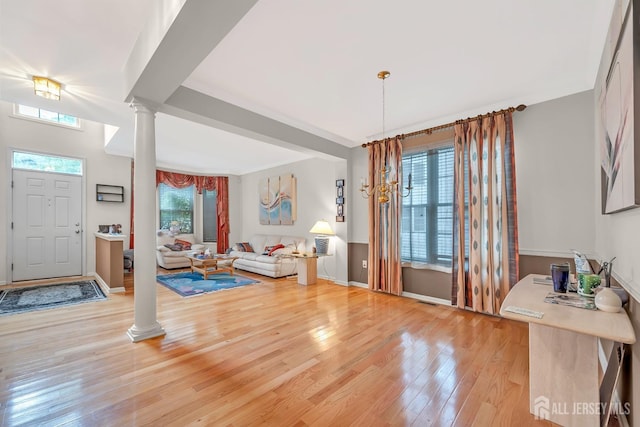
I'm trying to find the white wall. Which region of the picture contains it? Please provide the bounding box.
[239,157,347,283]
[0,101,131,283]
[593,90,640,300]
[514,90,596,258]
[349,148,369,243]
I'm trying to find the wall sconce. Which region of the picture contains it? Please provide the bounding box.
[33,76,61,100]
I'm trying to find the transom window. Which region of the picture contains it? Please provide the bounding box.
[401,145,454,267]
[15,104,80,128]
[12,150,83,175]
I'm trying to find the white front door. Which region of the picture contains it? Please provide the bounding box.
[12,169,82,281]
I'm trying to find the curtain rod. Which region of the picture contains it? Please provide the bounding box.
[361,104,527,148]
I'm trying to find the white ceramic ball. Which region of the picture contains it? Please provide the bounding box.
[595,288,622,313]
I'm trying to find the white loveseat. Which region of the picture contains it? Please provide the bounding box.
[156,233,205,269]
[229,234,306,278]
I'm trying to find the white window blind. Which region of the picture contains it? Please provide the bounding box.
[158,184,194,233]
[202,189,218,242]
[401,145,454,266]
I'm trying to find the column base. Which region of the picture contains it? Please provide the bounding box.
[127,322,166,342]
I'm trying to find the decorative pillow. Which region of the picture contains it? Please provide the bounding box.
[164,243,183,251]
[262,245,276,255]
[265,244,285,256]
[236,242,254,252]
[174,238,192,250]
[225,247,233,255]
[273,246,294,256]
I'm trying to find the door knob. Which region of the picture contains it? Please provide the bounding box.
[75,229,80,234]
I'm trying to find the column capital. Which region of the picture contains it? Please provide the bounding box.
[130,97,158,116]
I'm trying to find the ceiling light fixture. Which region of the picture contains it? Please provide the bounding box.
[32,76,61,100]
[359,70,412,204]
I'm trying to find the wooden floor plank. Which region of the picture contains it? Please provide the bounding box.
[0,271,553,426]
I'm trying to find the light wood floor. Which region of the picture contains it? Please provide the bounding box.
[0,271,554,426]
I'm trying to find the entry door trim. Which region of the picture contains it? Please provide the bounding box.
[6,148,87,285]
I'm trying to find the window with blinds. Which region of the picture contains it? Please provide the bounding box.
[401,145,454,266]
[158,184,194,233]
[202,189,218,242]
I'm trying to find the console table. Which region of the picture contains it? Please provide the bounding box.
[501,274,635,426]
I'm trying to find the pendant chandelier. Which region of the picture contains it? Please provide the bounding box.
[359,71,412,203]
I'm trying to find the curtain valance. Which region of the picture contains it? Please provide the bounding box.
[156,170,221,194]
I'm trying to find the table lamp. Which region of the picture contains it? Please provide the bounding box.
[309,220,334,255]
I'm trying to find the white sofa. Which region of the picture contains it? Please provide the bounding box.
[229,234,306,278]
[156,233,205,269]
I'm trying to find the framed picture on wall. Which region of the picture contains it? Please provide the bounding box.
[336,216,344,222]
[597,0,640,213]
[336,179,345,187]
[337,186,343,197]
[337,204,343,216]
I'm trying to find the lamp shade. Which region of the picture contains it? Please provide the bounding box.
[309,220,334,255]
[309,220,335,236]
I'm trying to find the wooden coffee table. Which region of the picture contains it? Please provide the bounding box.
[185,254,237,279]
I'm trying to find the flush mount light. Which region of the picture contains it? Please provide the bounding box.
[32,76,61,100]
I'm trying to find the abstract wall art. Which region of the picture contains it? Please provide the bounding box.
[259,174,297,225]
[596,0,640,214]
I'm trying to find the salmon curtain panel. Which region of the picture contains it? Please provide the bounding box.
[155,170,230,254]
[367,137,403,296]
[451,112,519,313]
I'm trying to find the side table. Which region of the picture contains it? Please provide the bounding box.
[292,254,318,285]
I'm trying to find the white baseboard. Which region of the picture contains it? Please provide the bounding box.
[402,291,451,306]
[94,273,124,294]
[349,281,368,288]
[347,282,451,307]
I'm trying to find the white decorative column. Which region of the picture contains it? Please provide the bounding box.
[127,99,166,342]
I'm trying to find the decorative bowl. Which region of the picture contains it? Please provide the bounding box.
[595,288,622,313]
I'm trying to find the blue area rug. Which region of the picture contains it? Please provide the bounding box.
[0,280,106,316]
[156,272,259,297]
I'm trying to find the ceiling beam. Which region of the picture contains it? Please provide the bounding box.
[123,0,258,104]
[163,86,350,160]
